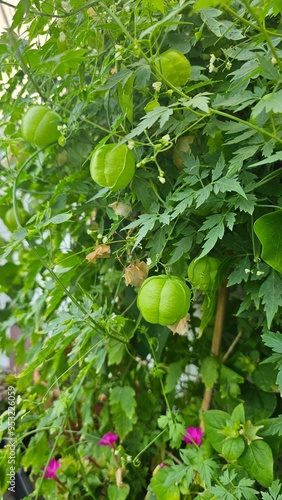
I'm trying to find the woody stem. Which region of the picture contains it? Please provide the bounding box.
[201,278,228,424]
[54,476,68,491]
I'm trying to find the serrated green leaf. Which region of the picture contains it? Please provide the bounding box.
[195,185,213,208]
[197,458,219,489]
[257,55,280,81]
[262,332,282,354]
[47,213,72,225]
[184,93,211,113]
[201,355,219,388]
[213,176,247,198]
[248,152,282,168]
[234,193,256,215]
[123,213,159,250]
[227,256,251,286]
[164,465,192,487]
[228,145,260,175]
[150,466,181,500]
[110,386,136,418]
[265,479,282,499]
[107,339,126,366]
[125,107,173,140]
[168,419,186,448]
[209,485,235,500]
[110,386,137,439]
[167,235,194,265]
[21,433,50,472]
[11,0,30,28]
[252,90,282,117]
[158,414,169,429]
[262,415,282,437]
[198,221,225,259]
[258,271,282,328]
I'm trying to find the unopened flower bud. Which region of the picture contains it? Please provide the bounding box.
[152,81,162,92]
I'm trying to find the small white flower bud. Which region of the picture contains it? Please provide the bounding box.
[152,81,162,92]
[59,32,66,42]
[127,140,135,150]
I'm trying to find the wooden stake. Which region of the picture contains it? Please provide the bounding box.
[201,278,228,421]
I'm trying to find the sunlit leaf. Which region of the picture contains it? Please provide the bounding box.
[254,211,282,274]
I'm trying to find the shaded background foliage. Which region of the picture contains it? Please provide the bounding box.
[1,0,282,498]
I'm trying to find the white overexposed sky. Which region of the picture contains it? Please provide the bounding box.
[0,1,17,32]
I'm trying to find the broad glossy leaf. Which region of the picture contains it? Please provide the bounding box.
[203,409,229,453]
[239,440,273,487]
[108,483,130,500]
[254,211,282,274]
[222,437,245,461]
[151,466,180,500]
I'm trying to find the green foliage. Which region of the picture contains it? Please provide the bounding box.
[109,386,137,439]
[1,0,282,497]
[254,212,282,274]
[239,441,273,488]
[203,404,275,486]
[262,332,282,394]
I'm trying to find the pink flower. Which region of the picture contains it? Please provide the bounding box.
[183,426,203,446]
[98,431,118,448]
[42,458,60,479]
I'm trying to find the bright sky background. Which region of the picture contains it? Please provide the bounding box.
[0,1,17,32]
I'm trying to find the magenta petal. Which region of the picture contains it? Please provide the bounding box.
[98,431,118,447]
[42,458,60,479]
[183,426,203,446]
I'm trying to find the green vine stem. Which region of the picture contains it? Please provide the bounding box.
[131,428,167,467]
[253,167,282,190]
[144,330,173,416]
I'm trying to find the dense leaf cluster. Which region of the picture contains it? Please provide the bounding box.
[0,0,282,498]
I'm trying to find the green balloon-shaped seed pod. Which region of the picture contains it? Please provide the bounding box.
[155,49,191,87]
[187,256,220,292]
[137,275,191,326]
[90,143,135,191]
[4,206,27,231]
[21,105,61,148]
